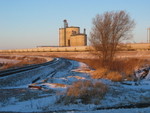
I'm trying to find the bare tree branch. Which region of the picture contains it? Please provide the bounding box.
[90,10,135,66]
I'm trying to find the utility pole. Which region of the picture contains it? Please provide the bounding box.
[147,28,150,43]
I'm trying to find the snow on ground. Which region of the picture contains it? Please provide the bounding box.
[0,58,20,64]
[0,58,150,112]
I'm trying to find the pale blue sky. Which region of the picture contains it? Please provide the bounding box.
[0,0,150,50]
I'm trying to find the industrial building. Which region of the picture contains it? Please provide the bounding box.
[1,21,150,53]
[59,20,87,47]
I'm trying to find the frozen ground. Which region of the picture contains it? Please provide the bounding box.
[0,58,150,113]
[0,58,20,64]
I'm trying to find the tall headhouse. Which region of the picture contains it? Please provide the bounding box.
[59,20,87,47]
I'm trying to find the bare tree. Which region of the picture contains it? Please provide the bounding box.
[90,10,135,66]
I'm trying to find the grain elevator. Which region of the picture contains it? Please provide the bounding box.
[59,20,87,47]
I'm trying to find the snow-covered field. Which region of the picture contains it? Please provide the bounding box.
[0,58,20,64]
[0,58,150,113]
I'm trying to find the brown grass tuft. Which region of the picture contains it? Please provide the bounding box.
[106,71,122,82]
[57,80,108,104]
[91,68,108,79]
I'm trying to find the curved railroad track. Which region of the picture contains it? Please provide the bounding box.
[0,58,59,77]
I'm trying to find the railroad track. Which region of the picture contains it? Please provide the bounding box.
[95,102,150,110]
[0,58,59,77]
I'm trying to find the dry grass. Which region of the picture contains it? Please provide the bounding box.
[0,63,4,67]
[52,83,66,87]
[67,57,101,70]
[91,68,122,82]
[57,80,108,104]
[106,71,122,82]
[108,58,147,81]
[2,63,14,70]
[91,68,108,79]
[67,57,148,81]
[0,55,17,59]
[0,56,47,70]
[109,58,145,75]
